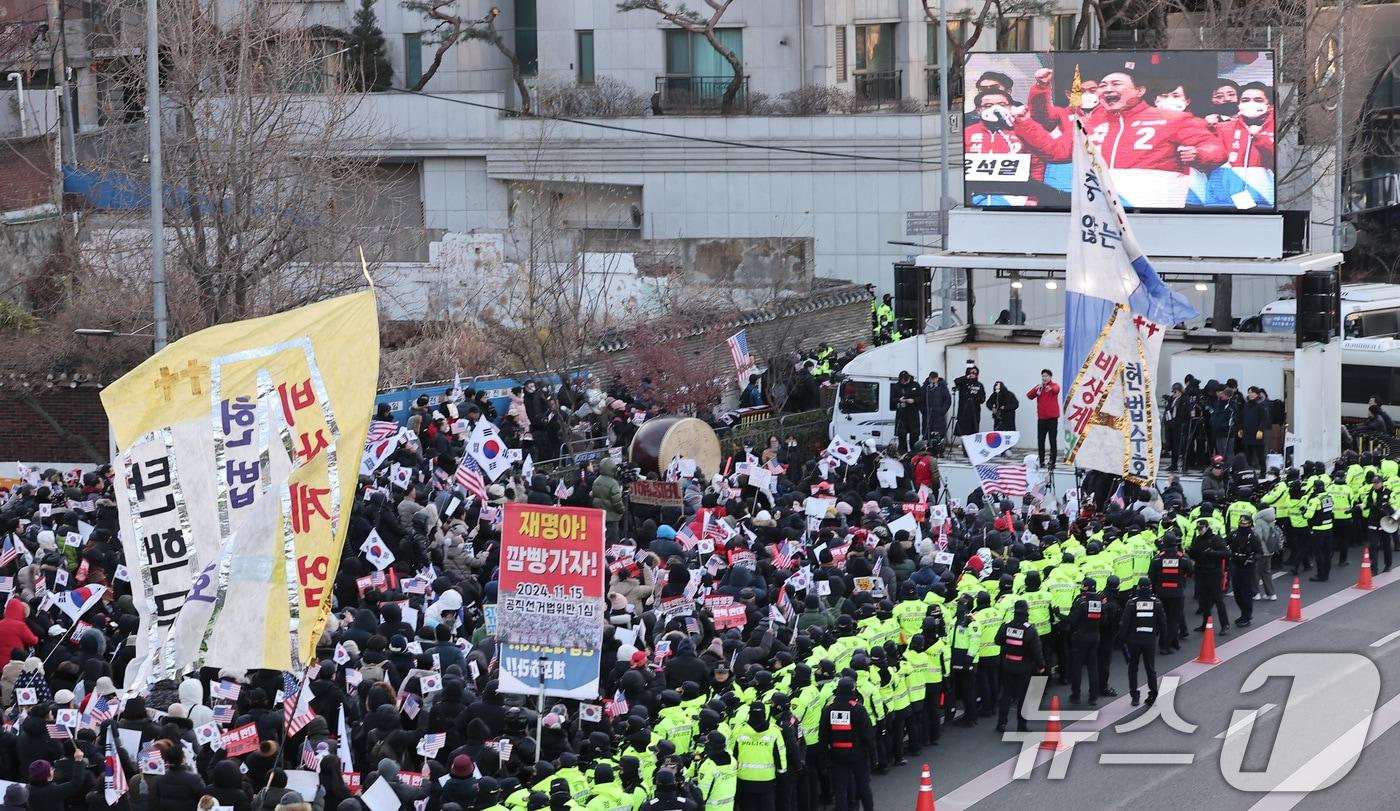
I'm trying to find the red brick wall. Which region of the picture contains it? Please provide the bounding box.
[0,135,57,212]
[0,387,109,464]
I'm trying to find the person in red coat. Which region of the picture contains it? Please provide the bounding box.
[0,599,38,669]
[1026,369,1062,470]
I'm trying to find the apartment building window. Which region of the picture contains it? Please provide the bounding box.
[664,28,743,79]
[515,0,538,76]
[997,17,1032,51]
[292,34,346,93]
[835,25,847,82]
[855,23,899,103]
[577,30,595,83]
[661,28,744,110]
[855,23,895,73]
[926,20,967,106]
[404,33,422,88]
[1051,15,1076,50]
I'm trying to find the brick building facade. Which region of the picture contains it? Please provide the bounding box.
[0,381,109,466]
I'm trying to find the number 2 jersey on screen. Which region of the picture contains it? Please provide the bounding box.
[961,50,1275,211]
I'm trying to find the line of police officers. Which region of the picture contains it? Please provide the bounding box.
[509,454,1399,811]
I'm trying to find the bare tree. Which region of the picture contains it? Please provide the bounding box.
[10,0,400,377]
[605,324,730,417]
[618,0,744,115]
[472,121,630,374]
[921,0,1058,102]
[401,2,531,110]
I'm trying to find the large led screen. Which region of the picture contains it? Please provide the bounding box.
[962,50,1276,211]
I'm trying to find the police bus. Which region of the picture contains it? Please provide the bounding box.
[1255,283,1400,340]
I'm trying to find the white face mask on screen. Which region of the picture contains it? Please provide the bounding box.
[1079,92,1099,110]
[1238,101,1268,120]
[1156,98,1188,112]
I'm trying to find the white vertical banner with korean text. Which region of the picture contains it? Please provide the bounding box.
[1061,121,1197,485]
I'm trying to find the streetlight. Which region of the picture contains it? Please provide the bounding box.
[73,323,155,340]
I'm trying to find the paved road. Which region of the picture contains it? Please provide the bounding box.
[866,565,1400,809]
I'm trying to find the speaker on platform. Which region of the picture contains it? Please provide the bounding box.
[893,262,932,338]
[1295,270,1339,346]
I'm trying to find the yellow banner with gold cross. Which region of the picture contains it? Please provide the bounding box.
[101,292,378,685]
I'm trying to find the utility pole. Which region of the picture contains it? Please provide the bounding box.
[936,0,952,329]
[1331,0,1347,256]
[146,0,167,350]
[47,0,77,162]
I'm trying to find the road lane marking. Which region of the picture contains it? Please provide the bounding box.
[1216,703,1278,739]
[1099,753,1195,765]
[936,569,1400,810]
[1245,689,1400,810]
[1371,629,1400,648]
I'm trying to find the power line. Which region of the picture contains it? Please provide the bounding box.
[384,88,941,166]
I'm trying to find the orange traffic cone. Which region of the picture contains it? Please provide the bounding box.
[1039,695,1065,751]
[1194,617,1220,664]
[1284,576,1304,622]
[1357,548,1374,590]
[915,763,936,811]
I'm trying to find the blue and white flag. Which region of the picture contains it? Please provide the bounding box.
[1062,119,1197,485]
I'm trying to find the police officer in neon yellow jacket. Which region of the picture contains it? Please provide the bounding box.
[730,703,786,810]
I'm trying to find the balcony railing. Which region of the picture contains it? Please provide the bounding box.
[654,75,749,113]
[923,67,964,110]
[1348,174,1400,215]
[854,69,902,105]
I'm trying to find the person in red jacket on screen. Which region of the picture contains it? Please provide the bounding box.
[1209,81,1276,207]
[1010,69,1227,208]
[1026,369,1062,470]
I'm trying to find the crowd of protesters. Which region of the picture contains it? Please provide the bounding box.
[0,357,1394,811]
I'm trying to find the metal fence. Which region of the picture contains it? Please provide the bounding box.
[529,407,833,476]
[854,70,902,105]
[654,75,749,112]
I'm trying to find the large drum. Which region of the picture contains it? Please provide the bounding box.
[629,417,722,479]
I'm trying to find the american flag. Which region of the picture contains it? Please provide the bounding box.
[211,705,235,724]
[606,689,629,718]
[675,525,698,551]
[726,330,754,384]
[418,732,447,757]
[301,740,323,771]
[974,464,1028,499]
[454,455,487,503]
[771,541,797,570]
[212,680,241,700]
[1109,483,1127,509]
[703,516,731,545]
[0,535,17,568]
[936,520,949,551]
[88,695,114,725]
[283,671,315,736]
[365,421,399,445]
[46,723,70,739]
[775,588,795,623]
[105,722,128,805]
